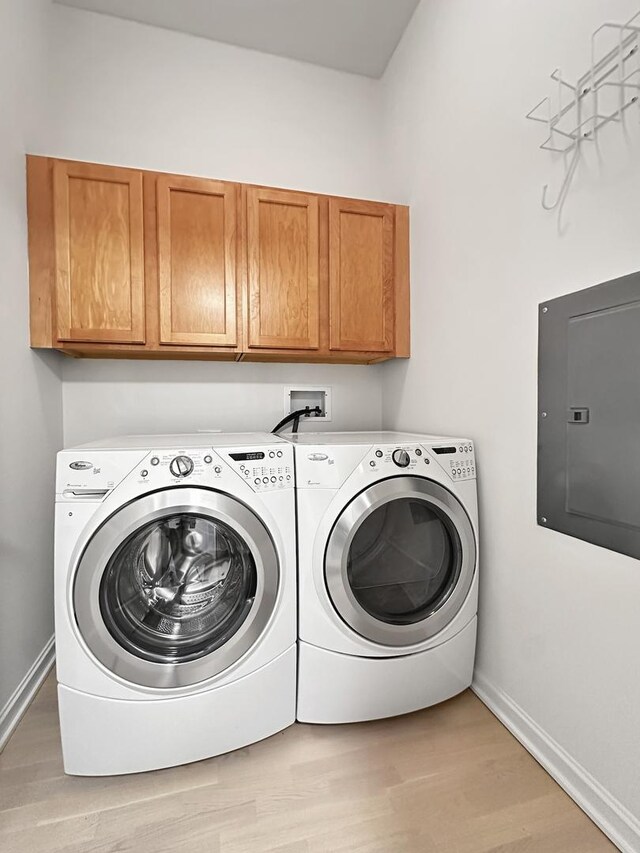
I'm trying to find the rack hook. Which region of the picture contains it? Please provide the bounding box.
[540,143,581,211]
[541,183,561,211]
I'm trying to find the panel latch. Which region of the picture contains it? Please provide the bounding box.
[568,407,589,424]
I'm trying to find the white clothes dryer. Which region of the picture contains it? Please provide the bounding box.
[288,431,479,724]
[55,433,296,775]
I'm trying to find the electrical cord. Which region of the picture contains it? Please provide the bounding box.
[271,406,322,435]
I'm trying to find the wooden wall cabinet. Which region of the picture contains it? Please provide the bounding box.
[156,174,238,348]
[51,160,145,345]
[246,187,319,351]
[329,198,395,353]
[28,156,409,364]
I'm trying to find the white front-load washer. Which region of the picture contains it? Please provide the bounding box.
[55,433,296,775]
[288,431,478,724]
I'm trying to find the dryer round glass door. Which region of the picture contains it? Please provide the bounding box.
[325,477,476,646]
[73,488,279,688]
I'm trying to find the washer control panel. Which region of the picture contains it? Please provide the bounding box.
[224,447,294,492]
[133,446,293,491]
[366,442,476,481]
[138,450,223,485]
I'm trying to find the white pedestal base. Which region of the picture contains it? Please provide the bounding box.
[59,645,296,776]
[297,617,476,724]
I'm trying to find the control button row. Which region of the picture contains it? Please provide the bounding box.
[254,475,291,486]
[452,467,475,478]
[268,451,284,459]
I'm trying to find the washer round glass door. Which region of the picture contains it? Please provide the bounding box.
[325,477,476,646]
[73,488,279,688]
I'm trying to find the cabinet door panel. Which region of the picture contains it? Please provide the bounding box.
[247,188,319,350]
[53,161,145,344]
[329,199,394,353]
[157,176,237,347]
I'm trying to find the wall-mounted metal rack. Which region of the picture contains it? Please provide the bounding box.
[527,10,640,215]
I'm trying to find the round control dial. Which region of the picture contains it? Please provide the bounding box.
[170,455,194,478]
[392,448,410,468]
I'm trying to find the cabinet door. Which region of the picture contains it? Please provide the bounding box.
[329,198,394,353]
[246,187,319,350]
[53,161,145,344]
[157,175,238,347]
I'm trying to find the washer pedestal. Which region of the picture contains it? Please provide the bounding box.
[58,645,296,775]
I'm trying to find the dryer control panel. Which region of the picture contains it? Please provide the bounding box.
[367,444,423,473]
[431,442,476,481]
[366,442,476,482]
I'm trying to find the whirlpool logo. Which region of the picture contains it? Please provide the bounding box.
[307,452,334,467]
[69,461,93,471]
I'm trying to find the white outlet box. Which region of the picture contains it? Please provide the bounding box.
[283,386,332,421]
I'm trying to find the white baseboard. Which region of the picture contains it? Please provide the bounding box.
[472,670,640,853]
[0,636,55,753]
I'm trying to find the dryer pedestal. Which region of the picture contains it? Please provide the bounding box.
[297,617,476,724]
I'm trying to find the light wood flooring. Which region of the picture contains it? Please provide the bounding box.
[0,674,616,853]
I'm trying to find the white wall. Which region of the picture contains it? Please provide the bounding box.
[37,5,386,445]
[41,4,386,197]
[62,361,382,446]
[381,0,640,842]
[0,0,63,716]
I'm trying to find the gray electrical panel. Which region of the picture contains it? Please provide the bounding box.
[538,270,640,559]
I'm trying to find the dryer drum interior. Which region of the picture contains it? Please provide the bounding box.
[347,498,462,623]
[325,477,476,647]
[73,488,280,689]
